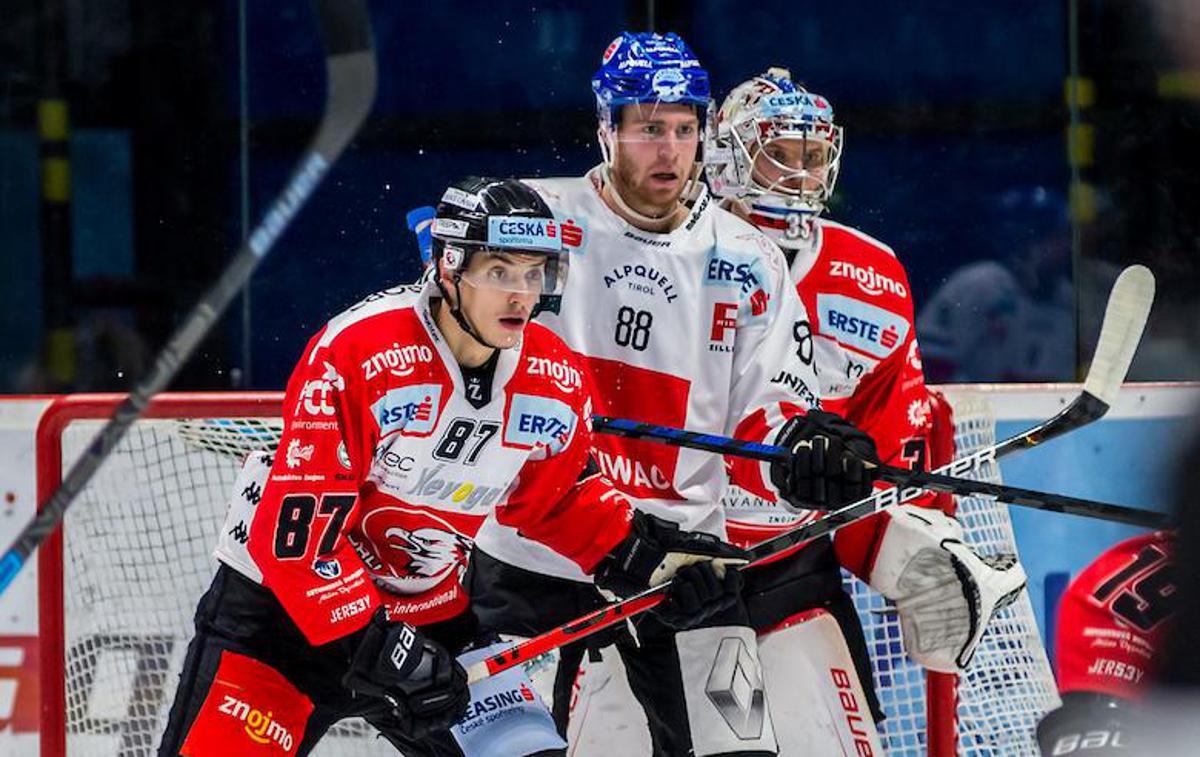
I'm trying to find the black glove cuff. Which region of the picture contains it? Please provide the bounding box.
[343,608,424,694]
[596,511,671,590]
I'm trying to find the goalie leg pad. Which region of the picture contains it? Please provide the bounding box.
[565,644,653,756]
[869,505,1027,672]
[757,609,884,757]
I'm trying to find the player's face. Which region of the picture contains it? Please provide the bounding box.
[456,251,545,348]
[752,135,830,194]
[611,103,700,212]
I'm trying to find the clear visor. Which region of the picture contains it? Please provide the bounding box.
[750,131,838,198]
[456,248,569,296]
[611,102,703,144]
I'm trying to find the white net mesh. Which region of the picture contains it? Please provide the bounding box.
[56,413,393,756]
[47,392,1060,755]
[844,392,1062,756]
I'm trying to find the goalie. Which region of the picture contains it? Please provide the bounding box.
[156,177,747,757]
[705,68,1028,752]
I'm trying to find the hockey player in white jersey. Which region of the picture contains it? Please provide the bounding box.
[466,33,883,757]
[706,69,1027,752]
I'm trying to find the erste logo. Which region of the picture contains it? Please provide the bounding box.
[371,384,443,437]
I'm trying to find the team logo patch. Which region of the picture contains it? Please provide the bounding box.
[358,506,475,599]
[709,302,739,351]
[601,36,622,65]
[486,216,561,251]
[285,439,314,469]
[558,216,585,248]
[704,251,774,318]
[441,187,480,210]
[503,394,577,455]
[371,384,443,437]
[816,293,910,359]
[651,68,689,102]
[313,557,341,580]
[829,260,908,298]
[181,651,312,756]
[760,91,832,119]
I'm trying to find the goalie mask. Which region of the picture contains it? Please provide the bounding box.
[707,68,843,247]
[431,177,569,348]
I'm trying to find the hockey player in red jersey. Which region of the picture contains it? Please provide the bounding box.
[465,34,885,757]
[1037,530,1175,756]
[706,69,1026,751]
[157,177,747,757]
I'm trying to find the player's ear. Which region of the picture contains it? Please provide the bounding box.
[436,266,459,306]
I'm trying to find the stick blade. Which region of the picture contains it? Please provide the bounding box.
[1082,265,1155,406]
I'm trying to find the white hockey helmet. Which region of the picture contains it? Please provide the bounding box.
[706,68,843,246]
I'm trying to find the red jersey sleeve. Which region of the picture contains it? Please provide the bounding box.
[829,263,942,579]
[246,329,382,647]
[493,345,632,572]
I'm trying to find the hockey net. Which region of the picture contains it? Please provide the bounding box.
[36,390,1059,756]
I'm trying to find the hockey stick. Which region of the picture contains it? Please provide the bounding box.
[0,0,377,595]
[593,266,1159,527]
[463,264,1156,683]
[592,417,1165,529]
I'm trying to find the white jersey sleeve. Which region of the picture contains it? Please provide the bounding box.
[716,214,822,502]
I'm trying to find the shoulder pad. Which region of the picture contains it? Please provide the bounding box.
[312,283,423,359]
[819,219,897,258]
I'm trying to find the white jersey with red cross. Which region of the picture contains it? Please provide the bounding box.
[472,167,820,580]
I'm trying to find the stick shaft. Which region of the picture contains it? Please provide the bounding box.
[593,416,1161,528]
[0,0,376,595]
[469,393,1115,684]
[469,266,1157,682]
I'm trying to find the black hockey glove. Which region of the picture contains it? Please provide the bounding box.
[769,410,880,511]
[342,609,470,740]
[595,511,748,630]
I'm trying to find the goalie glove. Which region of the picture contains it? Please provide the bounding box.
[595,511,748,629]
[342,608,470,739]
[864,505,1027,673]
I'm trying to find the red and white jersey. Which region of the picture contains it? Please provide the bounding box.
[214,281,632,646]
[1055,531,1175,700]
[473,168,818,578]
[720,217,936,551]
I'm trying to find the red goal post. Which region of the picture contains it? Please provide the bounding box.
[36,391,1057,756]
[36,393,282,757]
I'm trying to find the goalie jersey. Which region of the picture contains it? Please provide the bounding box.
[213,280,632,645]
[720,217,938,552]
[473,168,820,578]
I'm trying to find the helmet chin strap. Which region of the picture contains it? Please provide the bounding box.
[434,274,502,352]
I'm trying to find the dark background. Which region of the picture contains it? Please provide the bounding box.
[2,0,1197,392]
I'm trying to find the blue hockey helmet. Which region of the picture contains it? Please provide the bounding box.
[591,32,712,126]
